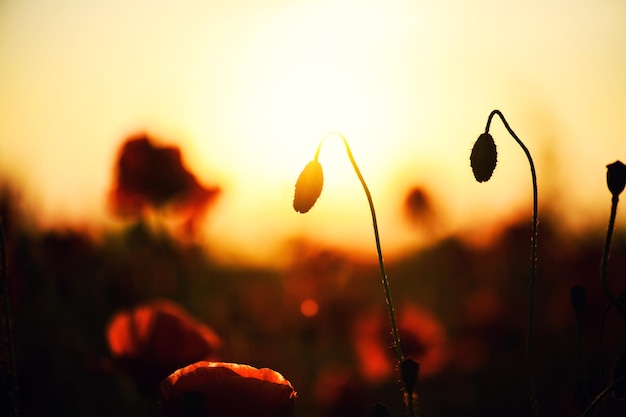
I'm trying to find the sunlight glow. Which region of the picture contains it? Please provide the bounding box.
[0,0,625,265]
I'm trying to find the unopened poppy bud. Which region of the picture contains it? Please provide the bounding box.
[606,160,626,197]
[569,285,586,314]
[470,132,497,182]
[293,160,324,213]
[400,358,420,396]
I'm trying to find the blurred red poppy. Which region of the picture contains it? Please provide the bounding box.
[353,303,449,382]
[109,134,220,232]
[159,361,297,417]
[106,299,221,393]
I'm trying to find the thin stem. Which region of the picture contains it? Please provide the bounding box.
[575,309,590,406]
[580,373,626,417]
[316,132,409,412]
[600,195,622,315]
[598,301,611,417]
[486,110,539,417]
[597,194,624,417]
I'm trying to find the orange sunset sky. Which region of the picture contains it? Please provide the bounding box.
[0,0,625,266]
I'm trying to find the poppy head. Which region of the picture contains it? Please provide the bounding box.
[607,160,626,197]
[159,361,297,417]
[470,133,497,182]
[106,299,222,393]
[110,134,220,219]
[293,160,324,213]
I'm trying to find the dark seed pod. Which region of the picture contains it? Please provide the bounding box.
[470,132,497,182]
[606,160,626,197]
[293,160,324,213]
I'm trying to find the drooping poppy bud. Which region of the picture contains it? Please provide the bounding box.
[607,160,626,197]
[569,285,586,314]
[470,133,497,182]
[160,361,297,417]
[293,160,324,213]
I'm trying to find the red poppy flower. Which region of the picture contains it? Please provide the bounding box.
[106,299,221,393]
[353,303,449,382]
[109,134,220,223]
[159,361,297,417]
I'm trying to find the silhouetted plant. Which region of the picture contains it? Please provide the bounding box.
[600,161,626,313]
[597,160,626,406]
[470,110,539,416]
[293,132,414,417]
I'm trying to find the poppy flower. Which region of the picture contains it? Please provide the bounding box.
[353,303,449,382]
[159,361,297,417]
[293,160,324,213]
[106,299,221,393]
[313,363,368,417]
[109,134,220,222]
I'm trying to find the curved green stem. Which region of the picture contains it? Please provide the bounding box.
[486,110,539,416]
[315,132,409,412]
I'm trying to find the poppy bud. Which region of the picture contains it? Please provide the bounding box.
[607,160,626,197]
[293,160,324,213]
[470,133,497,182]
[569,285,586,314]
[400,358,420,396]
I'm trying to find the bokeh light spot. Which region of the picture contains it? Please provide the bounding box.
[300,299,319,317]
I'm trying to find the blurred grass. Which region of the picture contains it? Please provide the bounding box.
[1,184,626,417]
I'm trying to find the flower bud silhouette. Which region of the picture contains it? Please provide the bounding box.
[470,132,497,182]
[293,160,324,213]
[606,160,626,197]
[470,110,539,416]
[293,133,414,417]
